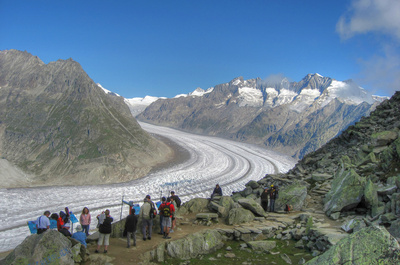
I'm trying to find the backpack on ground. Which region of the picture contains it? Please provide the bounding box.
[163,203,171,217]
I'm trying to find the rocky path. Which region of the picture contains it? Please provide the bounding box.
[85,211,345,264]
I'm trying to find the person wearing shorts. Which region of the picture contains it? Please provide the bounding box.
[96,209,113,253]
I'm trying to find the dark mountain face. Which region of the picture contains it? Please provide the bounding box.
[138,74,380,159]
[0,50,172,187]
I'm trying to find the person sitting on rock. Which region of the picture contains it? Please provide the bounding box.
[170,191,181,208]
[36,211,51,234]
[211,184,223,200]
[72,225,87,248]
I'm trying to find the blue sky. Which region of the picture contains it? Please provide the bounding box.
[1,0,399,98]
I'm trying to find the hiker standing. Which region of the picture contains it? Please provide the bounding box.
[96,209,113,253]
[158,197,167,235]
[170,197,177,232]
[36,211,50,234]
[159,197,175,239]
[269,185,278,212]
[170,191,181,208]
[261,188,269,212]
[139,195,156,241]
[124,208,138,248]
[79,207,91,236]
[211,184,223,200]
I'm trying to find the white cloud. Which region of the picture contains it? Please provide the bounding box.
[356,45,400,96]
[336,0,400,41]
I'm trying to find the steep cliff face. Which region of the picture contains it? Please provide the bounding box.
[137,74,383,158]
[0,50,172,187]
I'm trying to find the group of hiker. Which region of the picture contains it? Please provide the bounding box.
[35,206,92,248]
[260,184,279,212]
[34,183,279,254]
[122,190,181,249]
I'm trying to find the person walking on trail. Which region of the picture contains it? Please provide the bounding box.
[170,191,181,208]
[36,211,51,234]
[139,195,156,241]
[159,197,175,239]
[170,197,178,232]
[96,209,113,253]
[269,185,279,212]
[260,187,269,212]
[158,197,167,235]
[124,208,138,248]
[211,184,223,200]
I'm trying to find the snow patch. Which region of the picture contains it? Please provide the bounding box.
[97,83,121,97]
[238,86,263,107]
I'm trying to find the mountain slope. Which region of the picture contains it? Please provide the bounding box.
[0,50,172,187]
[137,74,384,158]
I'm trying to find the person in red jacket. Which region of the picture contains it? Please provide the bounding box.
[159,197,175,239]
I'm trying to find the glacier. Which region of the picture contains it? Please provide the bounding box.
[0,122,296,253]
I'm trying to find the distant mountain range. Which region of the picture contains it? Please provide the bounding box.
[0,50,172,188]
[126,74,386,159]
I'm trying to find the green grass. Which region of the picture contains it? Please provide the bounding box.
[162,239,313,265]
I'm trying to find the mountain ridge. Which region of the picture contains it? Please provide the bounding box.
[0,49,173,188]
[134,74,385,158]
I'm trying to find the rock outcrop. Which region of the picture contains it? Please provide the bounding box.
[1,230,86,265]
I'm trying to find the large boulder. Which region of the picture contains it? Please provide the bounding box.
[247,240,276,252]
[237,198,266,217]
[363,180,379,216]
[164,230,224,260]
[324,167,366,219]
[275,180,308,211]
[227,208,255,225]
[179,198,210,214]
[2,230,74,265]
[306,226,400,265]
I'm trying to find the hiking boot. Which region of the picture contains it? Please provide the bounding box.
[147,236,151,240]
[133,242,136,247]
[95,250,99,253]
[104,250,107,253]
[143,237,146,241]
[164,236,171,239]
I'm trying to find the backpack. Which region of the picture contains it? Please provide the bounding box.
[163,203,171,217]
[149,203,157,219]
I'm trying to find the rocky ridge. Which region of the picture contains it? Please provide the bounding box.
[136,74,385,159]
[0,50,172,187]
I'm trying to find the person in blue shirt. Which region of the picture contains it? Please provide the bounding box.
[36,211,51,234]
[72,225,87,248]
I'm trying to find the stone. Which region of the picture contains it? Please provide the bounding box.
[247,240,277,252]
[311,173,333,182]
[306,226,400,265]
[165,229,224,260]
[227,208,255,225]
[180,198,210,214]
[341,218,366,233]
[371,130,398,146]
[363,180,379,210]
[246,180,260,189]
[238,198,266,217]
[2,230,74,265]
[281,253,292,264]
[275,181,308,212]
[196,213,219,220]
[391,193,400,215]
[388,220,400,241]
[324,168,366,218]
